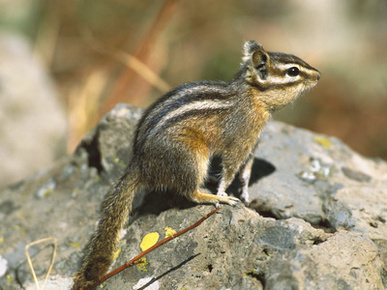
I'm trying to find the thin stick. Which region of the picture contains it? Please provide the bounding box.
[104,0,179,110]
[93,207,221,288]
[25,237,57,290]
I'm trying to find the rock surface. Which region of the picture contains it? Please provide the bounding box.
[0,104,386,289]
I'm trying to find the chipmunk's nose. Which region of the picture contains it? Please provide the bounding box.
[316,70,321,80]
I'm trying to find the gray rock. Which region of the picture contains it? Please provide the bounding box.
[0,104,386,289]
[0,33,67,187]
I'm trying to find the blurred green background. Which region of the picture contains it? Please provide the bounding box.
[0,0,386,185]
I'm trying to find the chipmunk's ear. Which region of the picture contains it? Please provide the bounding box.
[243,40,262,55]
[243,41,270,80]
[243,41,270,68]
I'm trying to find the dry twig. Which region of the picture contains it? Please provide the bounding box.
[25,237,58,290]
[105,0,179,111]
[75,207,221,289]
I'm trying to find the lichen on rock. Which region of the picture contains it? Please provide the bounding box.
[0,104,386,289]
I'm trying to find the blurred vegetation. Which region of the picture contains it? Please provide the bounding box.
[1,0,386,159]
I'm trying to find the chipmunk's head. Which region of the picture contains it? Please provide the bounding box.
[242,40,321,111]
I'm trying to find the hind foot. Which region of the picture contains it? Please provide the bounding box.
[190,189,240,208]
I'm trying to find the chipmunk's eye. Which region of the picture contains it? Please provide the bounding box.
[286,67,300,77]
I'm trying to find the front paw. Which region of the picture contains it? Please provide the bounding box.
[240,190,250,206]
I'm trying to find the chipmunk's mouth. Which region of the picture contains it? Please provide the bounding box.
[303,78,319,88]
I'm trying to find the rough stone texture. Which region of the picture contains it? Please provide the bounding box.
[0,104,386,289]
[0,33,67,187]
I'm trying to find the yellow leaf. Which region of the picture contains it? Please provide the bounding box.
[140,232,159,252]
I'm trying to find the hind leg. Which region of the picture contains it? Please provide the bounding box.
[187,155,239,207]
[172,131,240,207]
[182,144,239,207]
[189,188,239,208]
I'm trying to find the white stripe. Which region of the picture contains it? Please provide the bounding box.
[265,75,301,84]
[146,85,228,122]
[276,63,301,70]
[147,99,233,139]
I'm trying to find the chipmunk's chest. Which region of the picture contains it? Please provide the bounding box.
[235,90,271,129]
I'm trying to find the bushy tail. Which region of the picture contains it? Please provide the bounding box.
[75,167,140,288]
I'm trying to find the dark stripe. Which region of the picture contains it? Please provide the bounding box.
[137,107,229,153]
[137,81,233,146]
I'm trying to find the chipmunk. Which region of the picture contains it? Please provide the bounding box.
[74,40,320,288]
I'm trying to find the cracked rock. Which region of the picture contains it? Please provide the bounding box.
[0,104,386,289]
